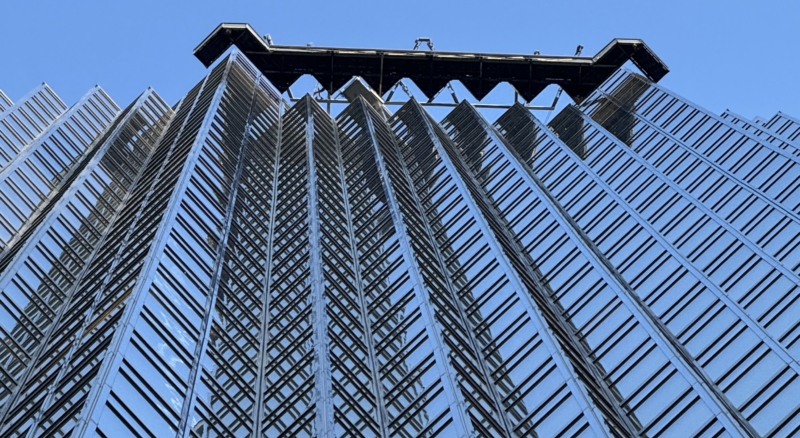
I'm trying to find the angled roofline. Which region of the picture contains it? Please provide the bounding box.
[194,22,668,104]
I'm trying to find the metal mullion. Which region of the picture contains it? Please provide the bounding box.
[499,186,536,222]
[592,316,639,361]
[414,105,545,437]
[127,334,184,386]
[448,241,492,280]
[457,253,500,293]
[273,408,315,438]
[766,400,800,437]
[267,326,311,372]
[194,379,252,435]
[605,341,658,391]
[3,285,50,337]
[13,168,48,202]
[21,283,60,323]
[214,300,260,348]
[455,378,504,433]
[467,274,513,320]
[500,359,558,407]
[347,177,381,208]
[272,262,308,296]
[480,311,529,359]
[488,102,724,434]
[378,328,429,380]
[557,172,599,216]
[270,242,309,279]
[716,343,771,394]
[622,363,674,413]
[262,373,314,420]
[323,278,361,319]
[205,344,255,400]
[318,235,354,275]
[136,310,193,364]
[471,146,507,178]
[620,79,797,222]
[779,321,800,349]
[675,300,728,345]
[331,402,378,436]
[578,295,625,339]
[267,300,311,345]
[217,307,260,350]
[178,196,221,238]
[365,275,411,319]
[571,194,615,237]
[374,307,419,354]
[0,323,33,363]
[429,200,466,238]
[738,369,795,416]
[386,376,444,431]
[362,250,406,293]
[329,383,376,425]
[264,342,314,390]
[440,223,481,258]
[441,326,481,366]
[466,278,512,323]
[324,296,364,338]
[490,172,525,208]
[118,363,183,421]
[407,401,452,437]
[263,357,314,401]
[272,195,306,221]
[652,283,699,327]
[492,335,541,383]
[327,342,371,395]
[419,168,454,201]
[355,209,392,240]
[643,387,700,436]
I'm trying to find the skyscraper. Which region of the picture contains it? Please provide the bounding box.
[0,22,798,437]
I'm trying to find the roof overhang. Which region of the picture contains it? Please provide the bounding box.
[194,23,668,104]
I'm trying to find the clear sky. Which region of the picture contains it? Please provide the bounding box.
[1,0,798,121]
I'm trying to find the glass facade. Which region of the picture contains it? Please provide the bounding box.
[0,42,799,437]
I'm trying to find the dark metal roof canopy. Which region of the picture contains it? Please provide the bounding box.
[194,23,668,104]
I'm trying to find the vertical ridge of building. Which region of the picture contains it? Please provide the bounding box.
[0,86,119,249]
[412,99,634,437]
[394,99,533,437]
[489,102,757,436]
[251,80,284,438]
[563,105,800,368]
[68,53,228,437]
[541,103,800,436]
[256,95,318,436]
[358,97,475,437]
[0,87,173,435]
[176,53,267,437]
[591,90,800,340]
[568,104,800,336]
[323,98,390,437]
[303,96,336,438]
[604,99,800,248]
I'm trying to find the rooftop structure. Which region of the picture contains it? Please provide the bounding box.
[194,23,668,103]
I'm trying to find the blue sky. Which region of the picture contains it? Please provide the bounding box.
[1,0,798,120]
